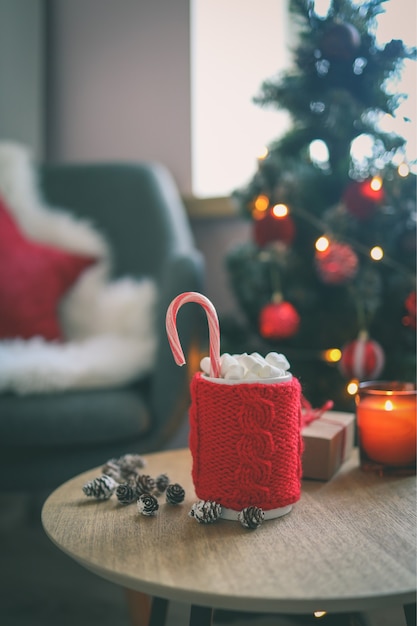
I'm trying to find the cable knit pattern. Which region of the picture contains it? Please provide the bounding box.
[189,373,303,511]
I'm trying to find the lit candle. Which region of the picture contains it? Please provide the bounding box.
[356,381,416,472]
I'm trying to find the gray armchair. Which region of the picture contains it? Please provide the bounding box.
[0,161,205,493]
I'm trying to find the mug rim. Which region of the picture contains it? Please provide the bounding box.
[202,372,293,385]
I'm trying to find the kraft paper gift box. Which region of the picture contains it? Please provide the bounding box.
[302,411,355,481]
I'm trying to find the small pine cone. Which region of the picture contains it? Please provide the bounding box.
[102,459,123,482]
[119,468,139,483]
[155,473,170,493]
[135,474,156,497]
[118,454,145,482]
[166,483,185,505]
[137,493,159,516]
[82,475,118,500]
[189,500,222,524]
[120,453,146,468]
[118,453,146,477]
[116,483,137,505]
[238,506,265,530]
[102,454,146,482]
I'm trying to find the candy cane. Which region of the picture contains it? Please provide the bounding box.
[166,292,221,379]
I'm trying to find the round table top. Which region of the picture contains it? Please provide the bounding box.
[42,448,416,614]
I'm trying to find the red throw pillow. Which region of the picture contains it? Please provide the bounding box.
[0,195,97,341]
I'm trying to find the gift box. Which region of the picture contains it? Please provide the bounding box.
[302,411,355,481]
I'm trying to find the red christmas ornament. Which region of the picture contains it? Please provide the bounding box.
[339,332,385,380]
[343,179,384,221]
[319,21,361,61]
[253,210,296,248]
[403,291,416,329]
[315,241,358,285]
[259,298,300,340]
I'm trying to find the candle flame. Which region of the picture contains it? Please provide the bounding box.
[384,400,394,411]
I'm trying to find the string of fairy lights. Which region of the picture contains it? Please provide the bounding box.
[248,147,415,397]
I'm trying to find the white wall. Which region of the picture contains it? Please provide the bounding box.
[47,0,192,194]
[191,0,291,197]
[0,0,45,157]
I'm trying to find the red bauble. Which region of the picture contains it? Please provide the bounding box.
[343,180,384,221]
[259,300,300,340]
[253,211,296,248]
[315,242,358,285]
[403,291,416,329]
[319,22,361,61]
[339,333,385,380]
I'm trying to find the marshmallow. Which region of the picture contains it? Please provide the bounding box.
[200,356,211,374]
[220,353,239,377]
[201,350,290,381]
[265,352,290,371]
[258,364,276,378]
[243,370,259,380]
[238,353,264,374]
[224,364,245,379]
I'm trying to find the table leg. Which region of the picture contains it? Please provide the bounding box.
[125,589,152,626]
[189,605,213,626]
[148,597,169,626]
[404,603,416,626]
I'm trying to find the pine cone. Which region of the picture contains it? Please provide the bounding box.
[189,500,222,524]
[116,483,137,505]
[82,475,118,500]
[238,506,265,530]
[102,459,123,482]
[166,483,185,505]
[134,474,156,497]
[155,473,170,493]
[102,453,146,482]
[137,493,159,516]
[118,453,146,476]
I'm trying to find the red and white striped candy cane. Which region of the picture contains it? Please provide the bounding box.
[166,292,221,379]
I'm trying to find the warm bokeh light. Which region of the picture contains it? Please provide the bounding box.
[257,146,269,160]
[360,177,384,202]
[315,236,330,252]
[254,194,269,212]
[252,209,266,221]
[323,348,342,363]
[309,139,329,166]
[398,162,410,177]
[313,611,327,618]
[272,203,289,218]
[370,246,384,261]
[350,133,374,164]
[347,380,359,395]
[370,175,383,191]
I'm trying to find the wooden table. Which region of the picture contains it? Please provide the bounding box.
[42,448,416,626]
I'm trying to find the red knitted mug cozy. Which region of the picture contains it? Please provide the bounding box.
[189,373,303,511]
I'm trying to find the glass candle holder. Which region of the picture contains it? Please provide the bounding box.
[355,381,416,476]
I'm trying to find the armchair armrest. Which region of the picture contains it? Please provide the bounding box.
[148,249,205,445]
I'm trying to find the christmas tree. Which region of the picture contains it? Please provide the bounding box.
[224,0,416,410]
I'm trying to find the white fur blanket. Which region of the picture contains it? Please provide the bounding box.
[0,141,158,395]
